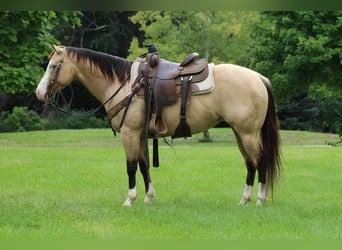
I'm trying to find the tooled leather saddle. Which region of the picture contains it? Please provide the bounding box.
[142,52,209,138]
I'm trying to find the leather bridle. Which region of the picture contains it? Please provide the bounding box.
[46,62,62,98]
[46,49,66,100]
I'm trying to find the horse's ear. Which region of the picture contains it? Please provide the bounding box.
[50,44,62,54]
[51,43,57,52]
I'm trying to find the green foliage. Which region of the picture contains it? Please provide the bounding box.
[43,110,108,130]
[0,106,108,132]
[319,97,342,134]
[278,94,342,134]
[0,11,82,94]
[127,37,147,60]
[54,11,140,58]
[246,11,342,100]
[129,11,253,63]
[0,106,46,132]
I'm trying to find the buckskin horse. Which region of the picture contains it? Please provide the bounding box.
[36,44,281,206]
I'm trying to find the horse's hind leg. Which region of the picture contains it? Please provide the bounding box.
[256,161,267,206]
[239,134,267,206]
[233,130,260,205]
[240,161,256,205]
[138,137,155,203]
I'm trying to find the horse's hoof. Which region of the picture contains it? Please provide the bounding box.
[144,196,152,203]
[122,196,136,206]
[144,193,155,203]
[122,199,133,206]
[144,184,155,203]
[122,187,137,206]
[256,198,266,207]
[239,197,251,205]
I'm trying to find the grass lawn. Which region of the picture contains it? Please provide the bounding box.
[0,128,341,239]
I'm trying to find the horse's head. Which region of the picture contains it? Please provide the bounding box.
[36,44,75,101]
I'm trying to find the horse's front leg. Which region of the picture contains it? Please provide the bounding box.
[121,129,140,207]
[122,159,138,206]
[139,137,155,203]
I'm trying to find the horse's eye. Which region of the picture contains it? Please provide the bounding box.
[49,64,57,69]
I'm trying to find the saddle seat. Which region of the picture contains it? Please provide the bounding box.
[147,53,208,81]
[149,52,203,79]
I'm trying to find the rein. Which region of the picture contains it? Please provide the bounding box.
[47,81,126,117]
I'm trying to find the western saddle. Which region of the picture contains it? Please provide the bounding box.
[142,52,209,139]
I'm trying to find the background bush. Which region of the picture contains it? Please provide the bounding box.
[0,107,46,132]
[43,109,108,130]
[0,106,108,132]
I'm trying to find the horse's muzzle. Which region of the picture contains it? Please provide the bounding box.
[35,87,48,101]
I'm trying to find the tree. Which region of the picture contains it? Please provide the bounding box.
[128,11,253,63]
[243,11,342,135]
[0,11,82,94]
[245,11,342,101]
[53,11,141,58]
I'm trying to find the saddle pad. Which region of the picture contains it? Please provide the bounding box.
[190,63,215,95]
[130,60,141,85]
[130,60,215,95]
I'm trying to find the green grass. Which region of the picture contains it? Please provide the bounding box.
[0,128,341,239]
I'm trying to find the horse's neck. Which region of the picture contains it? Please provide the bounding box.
[74,62,127,106]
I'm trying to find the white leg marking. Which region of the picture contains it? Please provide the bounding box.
[144,182,155,203]
[122,187,137,207]
[256,182,267,206]
[239,184,253,205]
